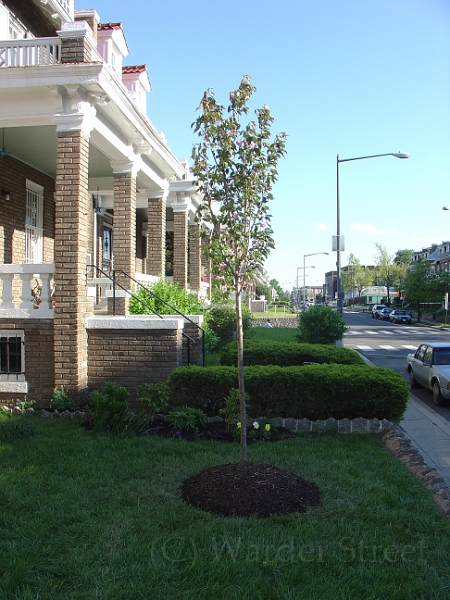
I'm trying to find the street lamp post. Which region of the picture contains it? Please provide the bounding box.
[296,266,315,306]
[303,252,329,304]
[335,152,410,315]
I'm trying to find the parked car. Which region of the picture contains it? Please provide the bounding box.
[371,304,387,319]
[378,307,394,321]
[406,342,450,406]
[389,309,412,324]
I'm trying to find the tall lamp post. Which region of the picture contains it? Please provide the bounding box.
[303,252,329,303]
[296,266,315,305]
[335,152,410,315]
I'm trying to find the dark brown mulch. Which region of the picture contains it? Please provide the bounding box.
[180,462,321,518]
[144,420,319,517]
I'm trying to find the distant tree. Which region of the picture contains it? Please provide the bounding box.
[403,261,450,321]
[394,249,414,265]
[373,243,399,304]
[255,283,272,301]
[341,254,373,302]
[191,75,287,467]
[394,249,414,299]
[270,278,290,302]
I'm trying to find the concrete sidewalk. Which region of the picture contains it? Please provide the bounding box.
[400,395,450,487]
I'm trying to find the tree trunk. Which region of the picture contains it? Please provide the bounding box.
[235,283,247,468]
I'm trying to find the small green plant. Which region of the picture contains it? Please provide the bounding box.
[167,406,207,432]
[87,381,147,435]
[16,397,36,411]
[0,422,34,443]
[219,388,249,432]
[50,386,76,412]
[248,420,272,441]
[137,382,170,420]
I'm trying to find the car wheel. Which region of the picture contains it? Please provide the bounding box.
[432,381,446,406]
[409,370,419,389]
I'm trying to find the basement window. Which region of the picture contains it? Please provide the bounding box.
[0,330,24,375]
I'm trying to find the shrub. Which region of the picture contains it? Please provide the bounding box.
[129,278,202,316]
[137,382,171,420]
[50,386,76,412]
[167,364,408,422]
[219,388,249,431]
[203,328,220,354]
[167,406,207,432]
[297,306,348,344]
[203,304,252,350]
[86,381,147,434]
[220,340,365,367]
[16,397,36,411]
[167,366,238,415]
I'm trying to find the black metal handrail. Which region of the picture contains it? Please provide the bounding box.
[86,266,204,366]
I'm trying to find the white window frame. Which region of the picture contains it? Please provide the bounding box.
[8,12,26,40]
[25,181,44,264]
[0,330,26,388]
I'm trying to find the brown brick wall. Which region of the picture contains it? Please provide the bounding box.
[61,37,93,64]
[0,154,55,264]
[173,210,188,288]
[147,197,166,277]
[189,224,201,291]
[87,328,182,406]
[113,172,136,299]
[54,130,93,400]
[0,319,54,407]
[135,217,145,274]
[2,0,57,38]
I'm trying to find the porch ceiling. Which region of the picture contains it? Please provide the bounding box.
[1,125,121,180]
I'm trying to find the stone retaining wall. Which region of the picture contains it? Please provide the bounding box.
[252,317,299,328]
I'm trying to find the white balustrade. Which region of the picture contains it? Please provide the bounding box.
[0,38,61,68]
[0,264,54,318]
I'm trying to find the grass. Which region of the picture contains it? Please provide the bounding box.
[1,413,450,599]
[245,326,299,342]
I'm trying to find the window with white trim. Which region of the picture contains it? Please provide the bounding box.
[0,330,25,378]
[25,181,44,264]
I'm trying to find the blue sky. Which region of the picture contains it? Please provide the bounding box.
[86,0,450,292]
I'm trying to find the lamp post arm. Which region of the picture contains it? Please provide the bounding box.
[338,152,410,164]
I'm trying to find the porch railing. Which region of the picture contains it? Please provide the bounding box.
[0,264,54,318]
[0,38,61,68]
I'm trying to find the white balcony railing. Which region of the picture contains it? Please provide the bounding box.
[0,264,54,318]
[0,38,61,68]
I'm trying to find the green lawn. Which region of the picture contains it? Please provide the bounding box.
[246,326,299,342]
[1,414,449,599]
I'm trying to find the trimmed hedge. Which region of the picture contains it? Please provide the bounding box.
[167,364,409,422]
[220,340,365,367]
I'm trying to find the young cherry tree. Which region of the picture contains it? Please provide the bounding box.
[191,76,287,466]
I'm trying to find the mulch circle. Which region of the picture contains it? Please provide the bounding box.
[144,419,321,518]
[180,462,321,518]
